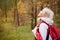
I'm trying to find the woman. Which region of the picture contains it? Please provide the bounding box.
[32,7,54,40]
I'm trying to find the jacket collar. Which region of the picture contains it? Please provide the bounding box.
[37,17,53,25]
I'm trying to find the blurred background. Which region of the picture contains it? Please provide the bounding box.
[0,0,60,40]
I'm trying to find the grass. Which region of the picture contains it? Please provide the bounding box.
[0,23,34,40]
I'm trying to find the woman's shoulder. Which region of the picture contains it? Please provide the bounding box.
[39,23,48,29]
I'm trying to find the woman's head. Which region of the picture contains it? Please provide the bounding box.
[38,7,54,20]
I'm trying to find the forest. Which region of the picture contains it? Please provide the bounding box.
[0,0,60,40]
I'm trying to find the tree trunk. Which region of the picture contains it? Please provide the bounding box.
[31,0,34,29]
[34,3,37,26]
[4,0,7,22]
[14,0,20,26]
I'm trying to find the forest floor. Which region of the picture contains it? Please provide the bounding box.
[0,23,34,40]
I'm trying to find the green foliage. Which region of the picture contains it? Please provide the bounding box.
[54,13,60,28]
[0,0,19,10]
[0,23,34,40]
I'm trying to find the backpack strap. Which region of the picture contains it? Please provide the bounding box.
[46,26,50,40]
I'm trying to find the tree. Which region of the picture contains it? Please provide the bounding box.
[14,0,20,26]
[30,0,37,29]
[30,0,34,29]
[0,0,15,22]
